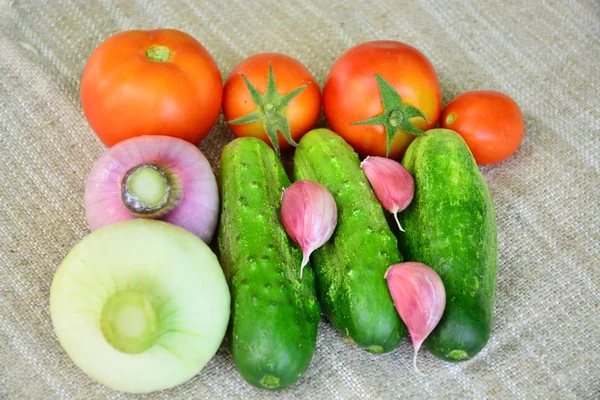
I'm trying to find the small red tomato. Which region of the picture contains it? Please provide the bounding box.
[223,53,321,154]
[323,40,442,159]
[81,29,223,147]
[441,90,525,165]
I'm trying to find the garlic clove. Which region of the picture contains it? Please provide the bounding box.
[385,262,446,375]
[281,180,338,278]
[361,156,414,232]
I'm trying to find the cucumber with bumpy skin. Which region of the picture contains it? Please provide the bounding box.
[399,129,498,362]
[218,137,320,390]
[294,128,406,353]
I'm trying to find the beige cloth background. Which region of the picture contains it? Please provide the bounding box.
[1,0,599,398]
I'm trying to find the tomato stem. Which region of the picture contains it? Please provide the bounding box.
[227,64,310,155]
[351,74,427,157]
[146,46,171,62]
[388,109,404,127]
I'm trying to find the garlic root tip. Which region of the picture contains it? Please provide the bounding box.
[300,253,310,279]
[413,350,426,377]
[393,212,405,232]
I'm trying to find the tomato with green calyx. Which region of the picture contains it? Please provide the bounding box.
[223,53,321,154]
[441,90,524,165]
[81,29,222,147]
[323,40,442,159]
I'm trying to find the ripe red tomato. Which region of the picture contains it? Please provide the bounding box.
[441,90,524,165]
[222,53,321,153]
[81,29,222,147]
[323,41,442,159]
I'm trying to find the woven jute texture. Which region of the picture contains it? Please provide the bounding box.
[1,0,599,398]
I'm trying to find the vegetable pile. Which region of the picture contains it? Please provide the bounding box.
[49,28,524,393]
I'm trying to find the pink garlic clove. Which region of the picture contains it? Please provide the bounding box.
[281,180,338,278]
[360,156,414,232]
[85,135,219,243]
[385,262,446,375]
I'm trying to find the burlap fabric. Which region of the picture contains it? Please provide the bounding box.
[1,0,598,398]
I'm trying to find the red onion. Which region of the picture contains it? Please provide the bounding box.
[85,135,218,243]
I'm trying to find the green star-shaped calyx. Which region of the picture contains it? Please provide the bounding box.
[352,74,428,157]
[227,63,310,155]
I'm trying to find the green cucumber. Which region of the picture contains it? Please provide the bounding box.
[294,128,405,353]
[218,137,320,390]
[399,129,498,362]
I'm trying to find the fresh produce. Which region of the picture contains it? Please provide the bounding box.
[281,180,338,278]
[294,128,405,353]
[81,29,222,147]
[441,90,525,165]
[385,262,446,374]
[223,53,321,154]
[84,135,219,243]
[399,129,497,362]
[218,138,320,390]
[50,219,230,393]
[323,40,442,158]
[361,156,414,232]
[58,28,510,391]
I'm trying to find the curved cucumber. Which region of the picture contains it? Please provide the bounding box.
[294,129,405,353]
[218,137,320,390]
[399,129,498,362]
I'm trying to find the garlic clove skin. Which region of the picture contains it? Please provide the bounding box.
[385,262,446,375]
[281,180,338,278]
[361,156,414,232]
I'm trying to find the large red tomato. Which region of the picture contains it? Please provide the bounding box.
[223,53,321,153]
[441,90,525,165]
[81,29,222,147]
[323,40,442,159]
